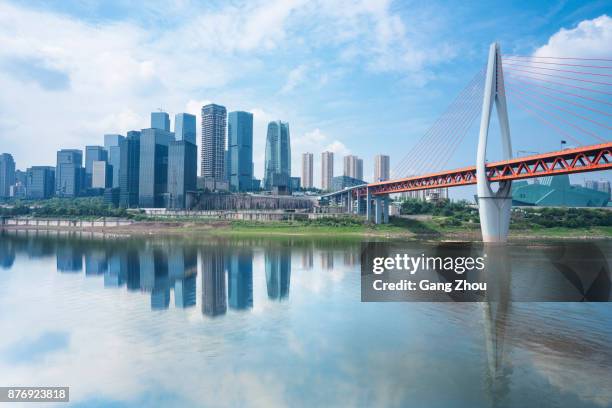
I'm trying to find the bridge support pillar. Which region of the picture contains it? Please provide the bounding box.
[477,42,513,243]
[374,196,383,224]
[383,196,389,224]
[366,188,373,222]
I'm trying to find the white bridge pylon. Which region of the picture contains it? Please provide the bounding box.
[477,42,513,243]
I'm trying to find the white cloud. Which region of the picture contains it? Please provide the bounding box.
[533,15,612,58]
[281,64,309,93]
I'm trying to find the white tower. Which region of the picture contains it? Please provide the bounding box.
[477,43,513,242]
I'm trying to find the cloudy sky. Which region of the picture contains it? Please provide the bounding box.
[0,0,610,198]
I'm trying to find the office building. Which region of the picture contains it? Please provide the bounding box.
[201,104,227,182]
[167,140,197,209]
[0,153,15,198]
[290,177,301,192]
[104,134,124,189]
[26,166,55,199]
[344,155,363,180]
[92,160,112,188]
[174,113,196,145]
[119,131,141,208]
[302,153,313,189]
[228,111,254,192]
[85,146,107,188]
[321,151,334,191]
[55,149,83,197]
[138,128,174,208]
[374,154,390,182]
[151,111,170,131]
[263,120,291,190]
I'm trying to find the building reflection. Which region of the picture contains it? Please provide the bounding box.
[228,249,253,310]
[85,249,107,275]
[265,248,291,300]
[172,248,197,308]
[301,247,313,270]
[56,245,83,272]
[0,239,16,269]
[321,251,333,270]
[201,248,227,317]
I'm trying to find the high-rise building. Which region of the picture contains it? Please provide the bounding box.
[0,153,15,198]
[138,128,174,208]
[85,146,107,188]
[321,151,334,191]
[374,154,390,182]
[228,111,254,192]
[302,152,313,189]
[344,155,363,180]
[174,113,196,145]
[92,160,112,188]
[119,131,141,208]
[263,120,291,190]
[201,104,227,182]
[26,166,55,199]
[55,149,83,197]
[151,111,170,131]
[585,179,611,201]
[104,134,125,189]
[167,140,197,209]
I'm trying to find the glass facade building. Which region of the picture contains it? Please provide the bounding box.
[174,113,196,145]
[0,153,15,198]
[85,146,107,188]
[228,111,254,192]
[26,166,55,199]
[119,131,141,208]
[167,140,197,209]
[263,121,291,190]
[104,134,125,189]
[55,149,83,197]
[201,104,227,182]
[138,128,174,208]
[151,111,170,131]
[92,160,112,188]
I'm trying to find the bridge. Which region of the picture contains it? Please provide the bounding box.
[320,43,611,242]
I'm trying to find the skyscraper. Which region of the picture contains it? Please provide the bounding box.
[55,149,83,197]
[167,140,197,209]
[321,151,334,191]
[85,146,107,188]
[228,111,254,192]
[92,160,112,188]
[119,131,141,208]
[104,134,125,189]
[0,153,15,198]
[374,154,390,182]
[201,104,227,182]
[174,113,196,145]
[138,128,174,208]
[151,111,170,131]
[263,120,291,190]
[343,155,363,180]
[302,152,313,189]
[26,166,55,199]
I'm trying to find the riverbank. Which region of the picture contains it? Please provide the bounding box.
[2,217,611,240]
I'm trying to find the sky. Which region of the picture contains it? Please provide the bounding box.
[0,0,610,199]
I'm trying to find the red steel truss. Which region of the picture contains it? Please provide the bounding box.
[365,142,611,196]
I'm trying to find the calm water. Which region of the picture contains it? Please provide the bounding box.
[0,230,611,408]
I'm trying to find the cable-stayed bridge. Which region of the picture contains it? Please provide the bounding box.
[321,43,611,242]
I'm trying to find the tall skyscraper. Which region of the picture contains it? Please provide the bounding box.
[321,151,334,191]
[174,113,196,145]
[26,166,55,199]
[0,153,15,198]
[374,154,390,182]
[302,152,313,189]
[151,111,170,131]
[228,111,254,192]
[104,134,125,189]
[201,104,227,182]
[344,155,363,180]
[92,160,112,188]
[167,139,197,209]
[85,146,107,188]
[138,128,174,208]
[55,149,83,197]
[263,120,291,190]
[119,131,141,208]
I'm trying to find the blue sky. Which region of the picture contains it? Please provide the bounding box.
[0,0,610,199]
